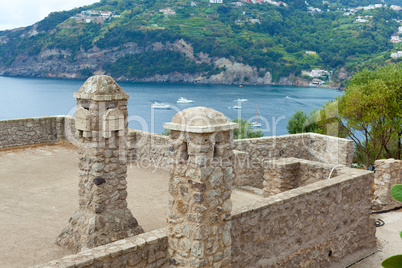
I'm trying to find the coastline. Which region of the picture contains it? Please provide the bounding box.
[0,74,342,90]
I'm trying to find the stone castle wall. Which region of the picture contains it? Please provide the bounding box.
[233,133,353,166]
[35,167,375,268]
[372,159,402,211]
[233,150,265,189]
[126,129,170,170]
[0,117,352,171]
[0,116,69,148]
[32,229,169,268]
[231,168,376,268]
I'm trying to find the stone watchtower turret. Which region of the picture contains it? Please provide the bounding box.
[164,107,238,267]
[56,75,143,253]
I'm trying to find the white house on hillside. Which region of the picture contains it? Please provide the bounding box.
[391,51,402,58]
[391,36,401,43]
[210,0,223,3]
[302,69,330,78]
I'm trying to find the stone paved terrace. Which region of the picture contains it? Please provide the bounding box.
[0,144,263,267]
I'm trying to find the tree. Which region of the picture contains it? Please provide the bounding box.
[287,110,307,134]
[286,110,319,134]
[330,64,402,166]
[232,118,263,139]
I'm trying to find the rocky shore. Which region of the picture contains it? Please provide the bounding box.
[0,40,334,87]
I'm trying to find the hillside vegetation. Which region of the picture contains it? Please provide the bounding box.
[0,0,401,85]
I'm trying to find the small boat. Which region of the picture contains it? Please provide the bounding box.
[235,98,248,102]
[177,97,194,103]
[233,105,242,109]
[250,104,262,127]
[151,102,171,109]
[285,96,292,99]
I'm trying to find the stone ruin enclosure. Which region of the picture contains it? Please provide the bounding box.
[263,158,340,197]
[56,76,144,252]
[1,75,398,267]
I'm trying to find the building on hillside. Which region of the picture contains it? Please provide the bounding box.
[302,69,330,78]
[355,16,368,23]
[100,12,112,19]
[277,1,288,7]
[390,5,402,11]
[264,0,279,5]
[73,10,116,24]
[390,35,401,43]
[305,51,317,55]
[307,7,322,13]
[391,51,402,58]
[363,5,374,10]
[210,0,223,3]
[159,7,176,16]
[310,78,325,85]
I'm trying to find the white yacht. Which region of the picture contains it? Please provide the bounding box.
[251,122,262,127]
[235,98,248,102]
[177,97,194,103]
[233,105,242,109]
[151,102,171,109]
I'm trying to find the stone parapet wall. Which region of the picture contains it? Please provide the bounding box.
[233,133,353,166]
[64,115,76,142]
[125,132,353,172]
[0,116,71,149]
[372,159,402,211]
[233,150,264,189]
[127,129,170,170]
[32,228,168,268]
[263,158,339,196]
[0,117,353,171]
[231,168,376,268]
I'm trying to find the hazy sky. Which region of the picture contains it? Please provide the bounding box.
[0,0,100,31]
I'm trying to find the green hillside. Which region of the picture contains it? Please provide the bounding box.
[0,0,401,84]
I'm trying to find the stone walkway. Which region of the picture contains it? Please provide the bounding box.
[0,144,263,267]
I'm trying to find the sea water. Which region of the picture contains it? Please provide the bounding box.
[0,76,343,136]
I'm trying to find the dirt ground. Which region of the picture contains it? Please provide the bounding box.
[0,144,263,267]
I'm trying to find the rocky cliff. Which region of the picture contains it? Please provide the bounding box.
[0,39,310,86]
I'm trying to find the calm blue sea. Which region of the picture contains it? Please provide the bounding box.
[0,76,343,136]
